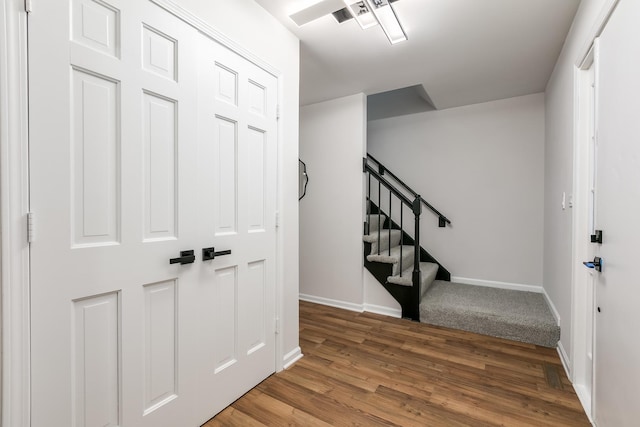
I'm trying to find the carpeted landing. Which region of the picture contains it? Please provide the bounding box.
[420,280,560,348]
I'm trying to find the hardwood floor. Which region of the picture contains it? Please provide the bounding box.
[204,301,590,426]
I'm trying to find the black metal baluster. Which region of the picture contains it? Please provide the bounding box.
[367,172,371,235]
[388,191,392,256]
[412,196,422,318]
[377,179,381,255]
[400,203,403,277]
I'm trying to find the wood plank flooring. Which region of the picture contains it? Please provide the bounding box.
[204,301,590,426]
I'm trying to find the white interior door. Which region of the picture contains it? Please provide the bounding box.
[195,34,278,421]
[28,1,278,426]
[593,0,640,424]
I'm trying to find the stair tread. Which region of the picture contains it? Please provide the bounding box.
[387,262,439,287]
[366,245,415,264]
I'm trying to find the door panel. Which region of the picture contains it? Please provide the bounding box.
[29,1,278,426]
[593,0,640,424]
[73,292,120,427]
[196,33,278,421]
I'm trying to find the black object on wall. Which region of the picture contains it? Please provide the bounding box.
[299,159,309,201]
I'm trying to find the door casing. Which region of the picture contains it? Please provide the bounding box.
[569,0,621,422]
[570,48,596,422]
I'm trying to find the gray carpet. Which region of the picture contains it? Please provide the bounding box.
[420,280,560,348]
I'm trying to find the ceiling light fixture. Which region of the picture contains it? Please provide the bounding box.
[343,1,378,29]
[365,0,407,44]
[289,0,407,45]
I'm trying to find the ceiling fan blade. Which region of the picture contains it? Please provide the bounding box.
[290,0,347,26]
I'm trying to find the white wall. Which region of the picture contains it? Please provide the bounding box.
[175,0,301,366]
[299,94,367,308]
[544,0,612,367]
[368,93,545,288]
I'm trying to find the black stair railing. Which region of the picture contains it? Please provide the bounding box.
[363,155,452,320]
[364,158,422,284]
[367,153,451,227]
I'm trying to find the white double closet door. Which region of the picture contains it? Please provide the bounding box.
[28,1,278,426]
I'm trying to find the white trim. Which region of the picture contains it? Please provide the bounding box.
[542,288,561,326]
[274,73,286,373]
[282,347,303,370]
[299,294,364,313]
[557,340,572,379]
[570,53,597,424]
[557,342,597,424]
[0,1,31,426]
[575,0,620,67]
[451,276,543,293]
[574,384,595,425]
[150,0,279,77]
[363,303,401,318]
[299,296,403,319]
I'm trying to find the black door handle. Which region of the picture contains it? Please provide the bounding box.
[170,250,195,265]
[202,247,232,261]
[583,257,603,272]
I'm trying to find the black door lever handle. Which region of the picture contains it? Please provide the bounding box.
[583,256,603,272]
[202,247,232,261]
[170,250,195,265]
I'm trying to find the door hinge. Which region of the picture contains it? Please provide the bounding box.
[276,104,280,120]
[27,212,35,243]
[275,316,280,335]
[25,0,33,13]
[275,210,280,228]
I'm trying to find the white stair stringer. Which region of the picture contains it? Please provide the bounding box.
[366,245,415,276]
[364,229,402,254]
[387,262,439,298]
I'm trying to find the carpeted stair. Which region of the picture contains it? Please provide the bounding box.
[420,281,560,347]
[364,211,560,348]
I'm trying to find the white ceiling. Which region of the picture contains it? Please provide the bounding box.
[254,0,581,109]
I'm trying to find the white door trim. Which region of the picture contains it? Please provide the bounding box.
[570,47,595,422]
[0,1,31,427]
[150,0,280,78]
[574,0,620,68]
[570,0,620,422]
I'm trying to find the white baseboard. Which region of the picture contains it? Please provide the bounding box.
[557,340,572,379]
[282,346,303,370]
[574,384,594,425]
[542,288,561,326]
[299,294,363,313]
[558,342,595,425]
[363,303,402,318]
[451,276,543,293]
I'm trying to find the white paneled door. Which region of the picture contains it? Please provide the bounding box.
[593,0,640,425]
[28,1,278,426]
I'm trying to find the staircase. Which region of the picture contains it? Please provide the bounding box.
[363,202,449,320]
[363,154,560,348]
